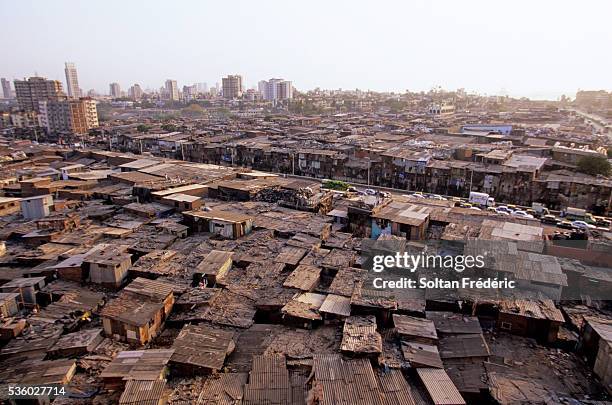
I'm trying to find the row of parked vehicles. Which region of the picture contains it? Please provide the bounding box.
[405,190,611,232]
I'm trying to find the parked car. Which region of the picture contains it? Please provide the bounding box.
[364,188,377,195]
[571,220,596,230]
[429,194,447,200]
[541,215,559,225]
[410,193,426,198]
[495,207,510,215]
[469,206,482,211]
[557,220,574,230]
[496,206,513,214]
[512,210,534,219]
[594,216,612,228]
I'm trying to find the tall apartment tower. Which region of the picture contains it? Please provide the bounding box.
[278,81,293,100]
[109,82,121,98]
[38,97,99,134]
[259,78,293,100]
[128,84,143,100]
[14,77,64,112]
[165,79,179,101]
[1,78,11,99]
[222,75,243,99]
[64,62,82,98]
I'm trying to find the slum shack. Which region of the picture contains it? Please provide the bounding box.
[195,250,233,286]
[438,334,490,363]
[417,368,466,405]
[243,354,295,404]
[119,380,168,405]
[100,277,175,345]
[319,294,352,322]
[161,193,203,212]
[100,349,174,390]
[46,328,104,358]
[281,292,326,329]
[198,373,248,404]
[340,315,383,358]
[401,341,444,368]
[0,276,46,308]
[372,201,430,240]
[84,244,132,288]
[170,324,235,375]
[497,299,564,343]
[282,264,321,291]
[579,318,612,395]
[393,314,438,345]
[0,292,20,317]
[183,209,253,239]
[426,312,483,335]
[274,245,308,271]
[351,282,398,326]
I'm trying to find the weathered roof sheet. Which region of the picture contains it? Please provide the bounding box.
[341,315,382,355]
[171,324,235,371]
[283,265,321,291]
[119,379,167,405]
[417,368,466,405]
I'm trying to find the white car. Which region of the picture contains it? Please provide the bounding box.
[571,221,596,230]
[410,193,426,198]
[364,189,377,195]
[429,194,447,200]
[495,207,510,215]
[512,210,534,219]
[469,206,482,211]
[496,206,513,214]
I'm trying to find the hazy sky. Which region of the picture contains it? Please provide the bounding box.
[2,0,611,99]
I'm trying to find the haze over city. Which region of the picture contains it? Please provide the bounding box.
[2,0,612,99]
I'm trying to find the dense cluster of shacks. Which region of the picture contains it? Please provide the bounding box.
[90,102,612,215]
[0,139,610,405]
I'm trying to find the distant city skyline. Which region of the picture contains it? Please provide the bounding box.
[2,0,611,100]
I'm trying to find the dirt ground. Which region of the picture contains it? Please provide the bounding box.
[485,332,609,401]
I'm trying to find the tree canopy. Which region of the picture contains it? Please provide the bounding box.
[577,155,611,176]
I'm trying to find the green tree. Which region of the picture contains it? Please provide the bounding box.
[161,123,177,132]
[136,124,150,133]
[607,149,612,159]
[577,155,611,176]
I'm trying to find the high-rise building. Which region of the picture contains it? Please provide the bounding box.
[64,62,82,98]
[183,85,197,102]
[14,77,64,112]
[222,75,243,99]
[128,84,143,100]
[278,81,293,100]
[195,82,208,94]
[165,79,179,101]
[109,82,121,98]
[1,78,11,99]
[259,78,293,100]
[38,97,98,134]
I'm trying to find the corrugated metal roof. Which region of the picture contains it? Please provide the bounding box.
[119,379,166,405]
[283,265,321,291]
[197,373,248,404]
[417,368,466,405]
[171,324,235,371]
[319,294,351,317]
[340,315,382,355]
